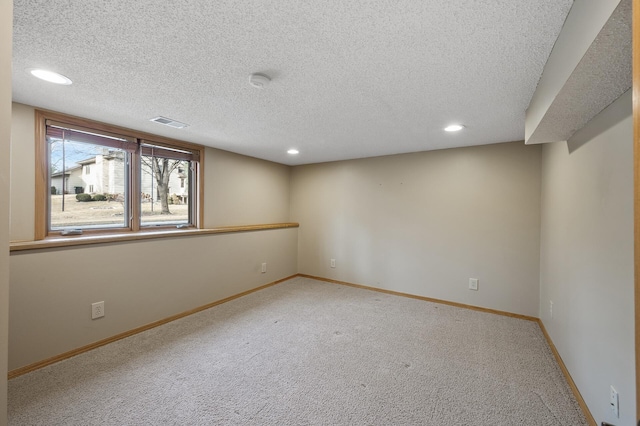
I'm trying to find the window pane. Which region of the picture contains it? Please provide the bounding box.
[140,155,190,227]
[48,135,128,230]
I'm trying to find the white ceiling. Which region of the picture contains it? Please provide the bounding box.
[12,0,574,166]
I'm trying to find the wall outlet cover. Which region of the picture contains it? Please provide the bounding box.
[91,301,105,320]
[469,278,478,291]
[609,385,619,418]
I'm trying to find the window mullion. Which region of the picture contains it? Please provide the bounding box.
[37,109,203,236]
[130,148,141,232]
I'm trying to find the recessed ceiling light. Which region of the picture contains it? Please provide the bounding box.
[249,73,271,89]
[444,124,465,132]
[287,149,299,155]
[29,69,72,85]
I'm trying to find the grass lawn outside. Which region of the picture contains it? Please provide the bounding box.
[50,194,189,228]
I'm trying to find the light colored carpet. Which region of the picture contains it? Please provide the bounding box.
[9,276,587,425]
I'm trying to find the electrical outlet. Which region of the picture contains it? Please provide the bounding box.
[609,385,619,418]
[330,259,336,268]
[469,278,478,291]
[261,263,267,273]
[91,301,104,320]
[550,301,553,319]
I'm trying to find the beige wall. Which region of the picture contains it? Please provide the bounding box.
[1,0,11,423]
[8,92,636,425]
[9,103,292,241]
[9,103,34,242]
[8,103,297,371]
[291,142,542,317]
[539,95,634,425]
[204,148,291,227]
[9,228,297,370]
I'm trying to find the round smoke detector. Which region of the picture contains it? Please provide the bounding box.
[249,73,271,89]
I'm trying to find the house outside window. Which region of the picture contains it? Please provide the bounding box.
[36,110,203,238]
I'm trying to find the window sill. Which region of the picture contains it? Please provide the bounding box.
[10,222,299,252]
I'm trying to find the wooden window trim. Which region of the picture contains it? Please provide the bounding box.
[35,109,205,240]
[633,0,640,422]
[11,223,299,252]
[34,110,47,240]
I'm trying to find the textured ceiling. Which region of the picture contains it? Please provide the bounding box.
[526,0,631,145]
[13,0,574,166]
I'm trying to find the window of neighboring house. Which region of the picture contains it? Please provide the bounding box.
[139,141,197,228]
[46,123,132,232]
[36,110,203,238]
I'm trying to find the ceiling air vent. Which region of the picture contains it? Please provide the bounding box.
[150,116,189,129]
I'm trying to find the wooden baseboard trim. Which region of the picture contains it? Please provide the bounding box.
[537,320,597,426]
[8,274,297,379]
[299,274,596,424]
[7,272,598,426]
[297,274,538,322]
